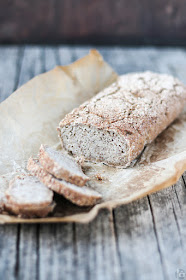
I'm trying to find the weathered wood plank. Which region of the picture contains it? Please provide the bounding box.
[145,47,186,83]
[18,46,44,87]
[16,46,45,280]
[0,46,24,280]
[39,46,77,280]
[39,223,74,280]
[148,182,186,278]
[39,210,121,280]
[97,47,159,74]
[0,46,23,102]
[17,225,38,280]
[113,198,165,280]
[1,0,186,46]
[0,225,18,280]
[58,46,76,65]
[179,172,186,243]
[74,209,121,280]
[44,47,58,71]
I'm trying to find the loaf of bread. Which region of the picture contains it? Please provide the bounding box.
[58,72,186,167]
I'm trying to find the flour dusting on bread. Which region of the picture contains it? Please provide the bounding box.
[58,72,186,167]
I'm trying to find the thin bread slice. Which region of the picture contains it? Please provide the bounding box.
[39,144,89,186]
[7,175,53,207]
[27,157,102,206]
[5,175,55,218]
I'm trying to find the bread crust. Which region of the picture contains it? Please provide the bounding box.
[27,157,102,206]
[5,175,55,218]
[39,144,89,186]
[58,71,186,167]
[5,201,55,218]
[6,175,53,208]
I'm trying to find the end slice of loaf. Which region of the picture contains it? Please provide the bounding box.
[27,157,102,206]
[58,71,186,167]
[5,175,55,218]
[39,144,89,186]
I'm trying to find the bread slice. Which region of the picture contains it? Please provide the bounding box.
[27,157,102,206]
[5,175,55,218]
[58,71,186,167]
[39,144,89,186]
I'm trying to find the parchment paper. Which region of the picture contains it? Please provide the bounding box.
[0,50,186,224]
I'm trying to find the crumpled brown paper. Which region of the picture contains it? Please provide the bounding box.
[0,50,186,224]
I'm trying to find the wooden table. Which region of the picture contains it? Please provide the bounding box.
[0,46,186,280]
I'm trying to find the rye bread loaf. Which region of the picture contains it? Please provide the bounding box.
[58,71,186,167]
[5,175,55,218]
[39,144,89,186]
[27,157,102,206]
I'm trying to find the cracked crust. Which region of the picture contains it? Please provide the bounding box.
[39,144,89,186]
[58,71,186,167]
[27,157,102,206]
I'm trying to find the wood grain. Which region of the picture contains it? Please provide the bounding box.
[148,180,186,278]
[13,46,44,280]
[0,47,22,102]
[39,223,74,280]
[74,210,121,280]
[0,1,186,45]
[0,46,186,280]
[0,46,22,280]
[17,225,38,280]
[113,198,165,280]
[0,225,18,280]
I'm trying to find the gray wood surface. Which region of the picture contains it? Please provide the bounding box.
[0,46,186,280]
